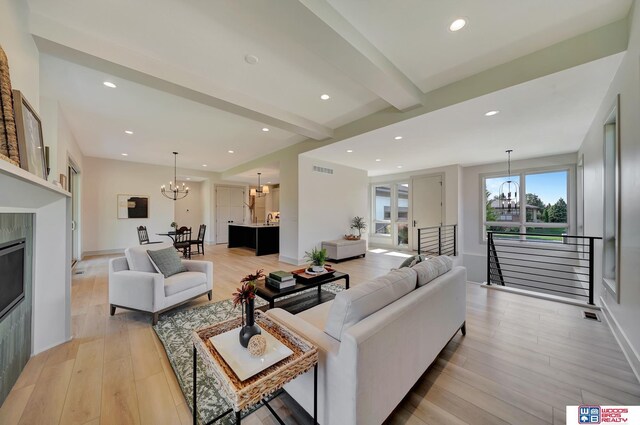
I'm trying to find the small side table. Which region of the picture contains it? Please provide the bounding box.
[192,311,318,424]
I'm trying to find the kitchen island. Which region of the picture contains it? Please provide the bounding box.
[227,223,279,256]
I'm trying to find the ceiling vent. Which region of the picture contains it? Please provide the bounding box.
[313,165,333,175]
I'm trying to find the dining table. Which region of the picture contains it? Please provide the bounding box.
[156,231,177,242]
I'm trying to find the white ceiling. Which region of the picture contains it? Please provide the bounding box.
[29,0,631,173]
[40,54,304,171]
[305,53,624,175]
[327,0,631,92]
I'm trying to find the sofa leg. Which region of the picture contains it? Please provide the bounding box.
[207,290,212,301]
[460,321,466,336]
[110,305,116,316]
[152,313,159,326]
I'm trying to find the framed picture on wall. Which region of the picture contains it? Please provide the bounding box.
[117,195,150,219]
[13,90,47,180]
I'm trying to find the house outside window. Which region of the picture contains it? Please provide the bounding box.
[483,168,571,241]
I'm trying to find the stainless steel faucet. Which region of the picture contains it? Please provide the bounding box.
[267,213,273,224]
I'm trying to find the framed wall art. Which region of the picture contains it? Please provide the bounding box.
[117,195,150,219]
[13,90,47,180]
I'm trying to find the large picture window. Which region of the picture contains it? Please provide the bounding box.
[483,168,570,241]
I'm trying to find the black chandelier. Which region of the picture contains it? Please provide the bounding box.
[161,152,189,200]
[499,149,519,212]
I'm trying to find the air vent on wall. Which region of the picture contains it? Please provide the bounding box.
[313,165,333,175]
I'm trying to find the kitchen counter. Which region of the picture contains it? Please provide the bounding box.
[228,223,279,256]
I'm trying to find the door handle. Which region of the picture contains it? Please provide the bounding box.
[413,220,416,228]
[71,220,76,231]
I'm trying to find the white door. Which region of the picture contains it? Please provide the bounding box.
[216,186,245,244]
[411,174,443,250]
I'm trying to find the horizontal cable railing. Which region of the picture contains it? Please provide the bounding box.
[418,224,457,257]
[486,231,601,305]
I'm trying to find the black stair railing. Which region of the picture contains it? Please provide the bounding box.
[418,224,457,257]
[486,231,600,305]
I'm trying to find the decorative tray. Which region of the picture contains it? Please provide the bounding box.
[209,326,293,381]
[292,266,336,283]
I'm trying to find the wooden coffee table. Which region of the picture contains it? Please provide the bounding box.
[255,271,349,314]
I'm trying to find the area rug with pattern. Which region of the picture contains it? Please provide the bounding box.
[153,282,345,424]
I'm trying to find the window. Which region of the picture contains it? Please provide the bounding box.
[396,183,409,245]
[602,96,620,299]
[483,168,570,241]
[371,182,409,246]
[373,185,391,235]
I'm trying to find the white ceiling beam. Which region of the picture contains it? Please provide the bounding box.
[264,0,425,111]
[222,18,628,178]
[29,13,333,141]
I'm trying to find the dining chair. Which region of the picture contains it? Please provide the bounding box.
[190,224,206,255]
[137,226,162,245]
[174,227,192,259]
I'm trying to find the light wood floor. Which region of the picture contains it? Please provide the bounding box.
[0,244,638,425]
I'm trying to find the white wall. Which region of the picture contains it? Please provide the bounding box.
[82,157,222,254]
[297,156,368,263]
[460,153,577,282]
[174,180,203,231]
[579,1,640,375]
[278,152,299,264]
[0,0,39,110]
[369,164,462,248]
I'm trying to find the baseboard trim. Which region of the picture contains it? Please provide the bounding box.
[483,283,600,310]
[279,255,304,266]
[600,297,640,384]
[32,335,73,356]
[82,249,125,258]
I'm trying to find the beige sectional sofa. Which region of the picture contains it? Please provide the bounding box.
[266,257,466,425]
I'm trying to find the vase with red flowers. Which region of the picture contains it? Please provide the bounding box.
[233,269,265,347]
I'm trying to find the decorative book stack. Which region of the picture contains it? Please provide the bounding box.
[267,270,295,290]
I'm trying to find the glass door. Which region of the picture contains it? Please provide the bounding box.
[372,182,409,248]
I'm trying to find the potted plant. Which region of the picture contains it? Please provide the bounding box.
[233,269,265,348]
[304,247,327,273]
[350,216,367,239]
[170,221,178,231]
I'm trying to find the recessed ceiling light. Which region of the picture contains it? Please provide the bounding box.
[262,127,270,132]
[320,94,331,100]
[394,136,403,140]
[186,177,191,180]
[103,81,117,88]
[397,165,403,169]
[244,54,259,65]
[375,158,381,162]
[267,181,272,184]
[346,149,353,153]
[202,164,208,167]
[228,150,235,154]
[449,18,467,32]
[121,153,128,156]
[485,110,500,116]
[125,130,133,135]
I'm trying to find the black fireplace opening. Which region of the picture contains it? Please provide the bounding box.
[0,238,25,321]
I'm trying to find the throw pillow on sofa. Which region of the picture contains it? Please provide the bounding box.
[324,267,417,341]
[398,254,427,269]
[412,255,453,286]
[147,247,188,278]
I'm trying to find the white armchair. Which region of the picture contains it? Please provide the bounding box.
[109,243,213,324]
